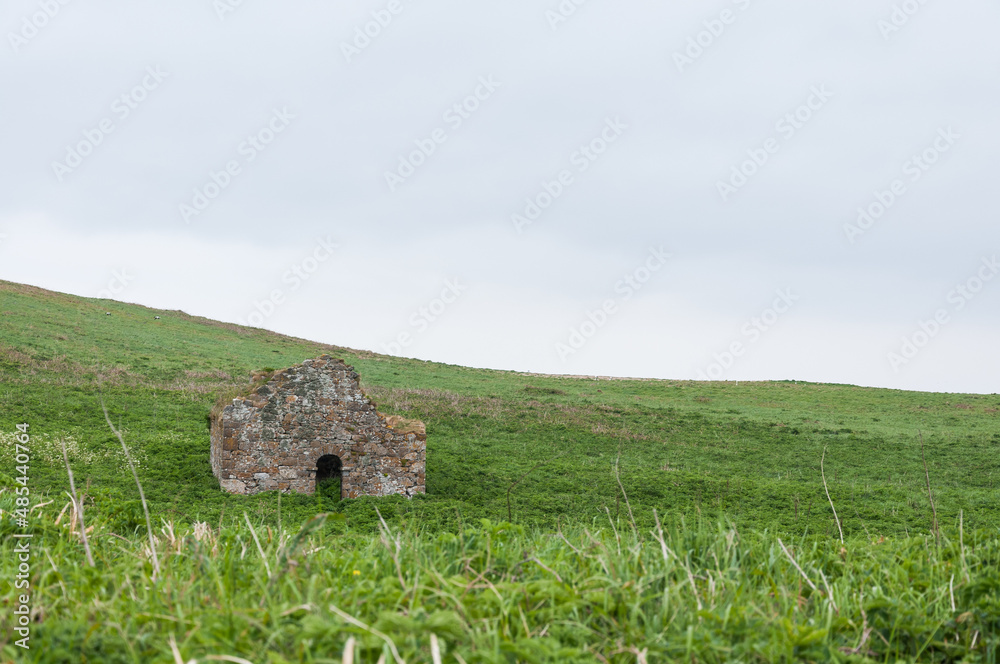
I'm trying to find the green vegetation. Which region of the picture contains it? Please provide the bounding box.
[1,280,998,662]
[3,493,999,663]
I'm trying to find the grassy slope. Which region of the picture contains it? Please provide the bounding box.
[1,279,999,536]
[3,280,1000,662]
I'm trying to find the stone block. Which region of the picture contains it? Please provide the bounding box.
[220,479,246,494]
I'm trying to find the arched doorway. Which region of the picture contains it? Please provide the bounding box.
[315,454,342,499]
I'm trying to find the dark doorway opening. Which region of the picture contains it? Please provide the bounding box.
[315,454,342,499]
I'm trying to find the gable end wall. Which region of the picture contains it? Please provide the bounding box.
[209,355,425,497]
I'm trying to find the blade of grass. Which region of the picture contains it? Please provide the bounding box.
[918,430,940,548]
[101,396,160,580]
[243,511,272,579]
[777,538,819,594]
[60,438,94,567]
[329,603,405,664]
[821,445,844,545]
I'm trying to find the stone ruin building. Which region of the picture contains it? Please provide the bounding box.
[209,355,426,498]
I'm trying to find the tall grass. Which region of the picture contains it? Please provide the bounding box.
[2,492,998,663]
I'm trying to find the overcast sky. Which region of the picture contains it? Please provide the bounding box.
[2,0,998,394]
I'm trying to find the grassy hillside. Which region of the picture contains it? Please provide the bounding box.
[1,280,999,662]
[1,280,998,537]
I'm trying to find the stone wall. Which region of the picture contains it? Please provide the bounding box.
[210,355,425,497]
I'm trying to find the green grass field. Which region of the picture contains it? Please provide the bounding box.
[1,280,998,662]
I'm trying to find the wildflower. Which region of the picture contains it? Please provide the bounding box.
[353,570,360,576]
